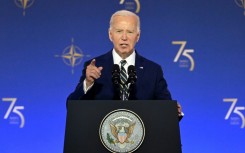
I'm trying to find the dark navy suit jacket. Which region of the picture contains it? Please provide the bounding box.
[67,50,172,100]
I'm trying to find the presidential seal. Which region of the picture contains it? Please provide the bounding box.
[99,109,145,153]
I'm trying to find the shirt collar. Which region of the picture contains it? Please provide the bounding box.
[112,49,136,66]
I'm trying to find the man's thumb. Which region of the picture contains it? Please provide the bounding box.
[90,59,96,66]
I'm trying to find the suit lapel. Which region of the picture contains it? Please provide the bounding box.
[105,51,122,99]
[101,51,114,84]
[128,52,145,100]
[135,53,145,85]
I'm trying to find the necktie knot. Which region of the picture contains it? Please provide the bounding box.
[120,60,127,67]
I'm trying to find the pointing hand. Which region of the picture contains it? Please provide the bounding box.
[85,59,103,87]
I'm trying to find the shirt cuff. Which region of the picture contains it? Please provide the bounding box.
[83,79,94,94]
[180,112,184,116]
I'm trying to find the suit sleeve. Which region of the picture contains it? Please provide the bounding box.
[154,65,172,100]
[66,60,96,101]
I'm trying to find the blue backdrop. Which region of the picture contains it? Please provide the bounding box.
[1,0,245,153]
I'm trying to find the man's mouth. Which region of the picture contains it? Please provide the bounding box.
[120,43,128,47]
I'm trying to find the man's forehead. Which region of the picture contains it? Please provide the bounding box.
[113,15,136,23]
[112,21,137,29]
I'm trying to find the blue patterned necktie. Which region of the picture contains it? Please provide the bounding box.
[120,60,128,100]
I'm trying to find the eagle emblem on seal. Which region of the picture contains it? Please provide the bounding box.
[110,122,136,144]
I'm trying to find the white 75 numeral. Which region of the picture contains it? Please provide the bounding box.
[223,98,245,128]
[2,98,25,128]
[172,41,195,71]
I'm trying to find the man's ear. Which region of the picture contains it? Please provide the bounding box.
[108,29,112,41]
[137,31,141,42]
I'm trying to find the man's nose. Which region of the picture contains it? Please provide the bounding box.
[121,32,127,40]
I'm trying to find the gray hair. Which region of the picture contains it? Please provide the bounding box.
[109,10,141,32]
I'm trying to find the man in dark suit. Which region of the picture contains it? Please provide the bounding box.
[67,10,183,116]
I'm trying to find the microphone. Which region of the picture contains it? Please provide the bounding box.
[127,65,137,85]
[112,64,120,85]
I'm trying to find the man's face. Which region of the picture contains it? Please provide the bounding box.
[109,15,140,59]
